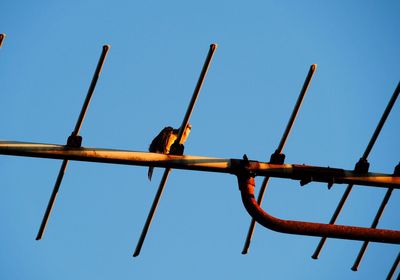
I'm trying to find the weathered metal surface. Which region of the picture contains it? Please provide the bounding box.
[237,175,400,244]
[1,141,399,189]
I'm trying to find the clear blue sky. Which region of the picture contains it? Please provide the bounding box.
[1,1,399,279]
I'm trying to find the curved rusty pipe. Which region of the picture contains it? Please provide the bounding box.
[237,174,400,244]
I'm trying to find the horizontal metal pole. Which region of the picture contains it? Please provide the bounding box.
[0,140,399,189]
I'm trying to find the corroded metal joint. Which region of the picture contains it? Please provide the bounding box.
[230,154,258,181]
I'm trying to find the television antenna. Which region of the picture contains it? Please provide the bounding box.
[0,34,399,279]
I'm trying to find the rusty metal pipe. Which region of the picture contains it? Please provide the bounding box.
[237,175,400,244]
[1,141,400,242]
[241,176,271,254]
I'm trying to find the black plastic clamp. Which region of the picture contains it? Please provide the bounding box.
[66,133,82,148]
[269,150,285,165]
[354,158,370,173]
[394,162,400,176]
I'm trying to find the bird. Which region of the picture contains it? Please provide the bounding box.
[148,124,192,181]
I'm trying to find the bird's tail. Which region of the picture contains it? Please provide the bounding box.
[148,166,154,181]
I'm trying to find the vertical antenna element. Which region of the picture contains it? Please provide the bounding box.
[133,168,171,256]
[386,252,400,280]
[73,45,111,135]
[36,45,110,240]
[351,187,393,271]
[312,81,400,259]
[362,82,400,160]
[242,64,317,254]
[133,43,218,257]
[277,64,317,152]
[176,43,218,141]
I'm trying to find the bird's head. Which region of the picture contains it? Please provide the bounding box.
[181,123,192,143]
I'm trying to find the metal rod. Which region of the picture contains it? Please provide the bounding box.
[36,160,69,239]
[133,44,217,257]
[176,44,218,141]
[133,168,171,257]
[1,141,399,189]
[312,81,400,258]
[277,64,317,152]
[242,64,317,254]
[311,184,352,259]
[0,33,5,48]
[387,252,399,280]
[362,82,400,160]
[35,45,110,240]
[348,83,400,268]
[73,45,110,135]
[238,175,400,245]
[351,187,394,271]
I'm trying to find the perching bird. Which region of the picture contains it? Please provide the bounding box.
[148,124,192,181]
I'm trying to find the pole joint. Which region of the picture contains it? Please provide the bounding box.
[67,133,83,148]
[354,158,370,174]
[394,162,400,176]
[270,150,285,164]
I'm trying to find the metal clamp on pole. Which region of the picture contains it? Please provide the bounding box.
[66,134,83,148]
[269,150,285,165]
[354,158,370,174]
